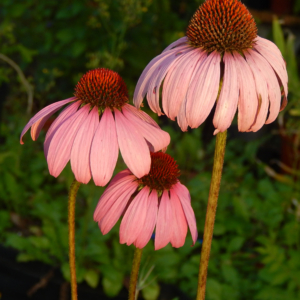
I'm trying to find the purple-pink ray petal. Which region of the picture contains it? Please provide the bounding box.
[232,52,258,132]
[247,49,281,124]
[169,189,188,248]
[134,190,159,249]
[99,181,139,235]
[94,172,136,221]
[162,37,188,53]
[172,182,197,245]
[114,109,151,178]
[177,99,189,132]
[213,52,239,133]
[90,108,119,186]
[70,106,99,184]
[44,101,81,158]
[162,48,205,120]
[186,51,221,129]
[122,106,170,152]
[155,190,173,250]
[20,97,75,144]
[47,105,90,177]
[119,187,150,245]
[244,51,270,132]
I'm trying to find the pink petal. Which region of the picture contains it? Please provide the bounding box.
[70,107,99,184]
[119,187,150,245]
[186,51,221,129]
[99,181,139,235]
[232,52,258,132]
[134,190,158,249]
[177,99,189,132]
[47,105,90,177]
[146,45,192,115]
[155,190,173,250]
[20,97,75,144]
[213,52,239,133]
[169,189,188,248]
[162,48,205,120]
[254,38,288,101]
[162,36,188,53]
[172,182,197,245]
[122,106,170,152]
[244,51,270,132]
[133,44,191,113]
[44,101,81,158]
[114,109,151,178]
[90,108,119,186]
[247,49,281,124]
[94,171,136,221]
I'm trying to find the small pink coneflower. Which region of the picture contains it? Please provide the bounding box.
[20,68,170,186]
[133,0,288,134]
[94,152,198,250]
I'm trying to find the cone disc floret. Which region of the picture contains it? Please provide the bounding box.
[74,68,128,110]
[186,0,257,53]
[138,152,180,191]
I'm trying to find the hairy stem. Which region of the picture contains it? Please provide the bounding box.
[128,248,143,300]
[197,130,227,300]
[68,179,81,300]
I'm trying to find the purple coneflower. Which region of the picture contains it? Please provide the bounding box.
[94,152,198,250]
[20,68,170,185]
[133,0,288,134]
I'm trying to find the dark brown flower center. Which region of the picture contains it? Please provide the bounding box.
[74,68,128,110]
[138,152,180,191]
[186,0,257,53]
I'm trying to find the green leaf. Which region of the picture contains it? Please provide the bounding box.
[272,18,285,56]
[141,281,160,300]
[227,236,245,252]
[206,279,222,300]
[17,253,35,262]
[102,276,123,297]
[84,269,99,288]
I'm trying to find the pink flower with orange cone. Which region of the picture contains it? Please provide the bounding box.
[94,152,198,250]
[20,68,170,186]
[133,0,288,135]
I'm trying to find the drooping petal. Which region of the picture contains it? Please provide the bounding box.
[120,187,150,245]
[122,106,170,152]
[70,106,99,184]
[232,52,258,132]
[172,182,197,245]
[254,38,288,104]
[44,101,81,158]
[162,36,188,53]
[146,45,192,115]
[162,47,205,120]
[247,49,281,124]
[114,109,151,178]
[244,51,270,132]
[90,108,119,186]
[47,105,90,177]
[134,190,159,249]
[186,51,221,129]
[20,97,75,144]
[94,171,136,221]
[99,181,139,235]
[169,189,188,248]
[133,44,191,113]
[155,190,173,250]
[177,98,189,132]
[213,52,239,133]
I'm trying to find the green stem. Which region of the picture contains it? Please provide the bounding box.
[197,130,227,300]
[128,248,143,300]
[68,179,81,300]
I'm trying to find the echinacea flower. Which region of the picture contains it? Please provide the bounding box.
[20,68,170,185]
[94,152,198,250]
[133,0,288,134]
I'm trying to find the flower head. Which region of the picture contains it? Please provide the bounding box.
[94,152,198,250]
[133,0,288,134]
[20,68,170,186]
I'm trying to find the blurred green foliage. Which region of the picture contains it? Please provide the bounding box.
[1,1,300,300]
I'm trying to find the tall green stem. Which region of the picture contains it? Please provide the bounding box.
[197,130,227,300]
[128,248,143,300]
[68,179,81,300]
